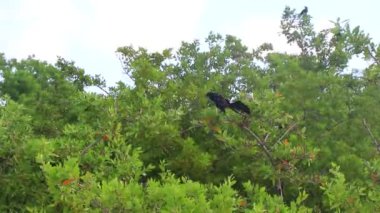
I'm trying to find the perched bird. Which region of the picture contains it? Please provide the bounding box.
[230,100,251,115]
[206,92,230,113]
[299,6,308,17]
[206,92,250,115]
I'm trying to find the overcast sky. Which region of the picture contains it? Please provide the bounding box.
[1,0,379,87]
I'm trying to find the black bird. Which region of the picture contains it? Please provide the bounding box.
[299,6,308,17]
[230,100,251,115]
[206,92,230,113]
[206,92,250,115]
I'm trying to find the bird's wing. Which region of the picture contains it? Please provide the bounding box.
[230,101,251,114]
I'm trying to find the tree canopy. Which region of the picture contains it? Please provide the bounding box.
[1,6,380,212]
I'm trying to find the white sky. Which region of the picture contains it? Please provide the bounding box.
[1,0,379,87]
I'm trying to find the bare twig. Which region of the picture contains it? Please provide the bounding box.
[180,123,203,135]
[242,126,275,166]
[81,138,102,156]
[117,53,134,80]
[277,178,283,198]
[93,83,119,115]
[368,45,380,65]
[96,85,110,95]
[264,133,270,143]
[242,126,284,199]
[273,123,297,147]
[242,126,262,142]
[95,85,120,115]
[362,119,380,153]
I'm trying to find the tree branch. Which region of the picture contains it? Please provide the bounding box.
[273,123,297,147]
[362,119,380,153]
[242,126,275,166]
[368,45,380,65]
[180,123,203,135]
[96,85,110,95]
[277,178,284,198]
[264,133,270,143]
[95,85,120,115]
[81,138,102,156]
[242,126,285,198]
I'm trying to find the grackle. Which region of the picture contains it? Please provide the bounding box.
[299,6,308,17]
[206,92,250,115]
[230,100,251,115]
[206,92,230,113]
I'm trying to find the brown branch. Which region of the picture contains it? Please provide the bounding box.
[362,119,380,153]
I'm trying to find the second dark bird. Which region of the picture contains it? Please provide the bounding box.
[299,6,308,17]
[206,92,250,115]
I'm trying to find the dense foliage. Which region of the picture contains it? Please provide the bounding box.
[1,7,380,212]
